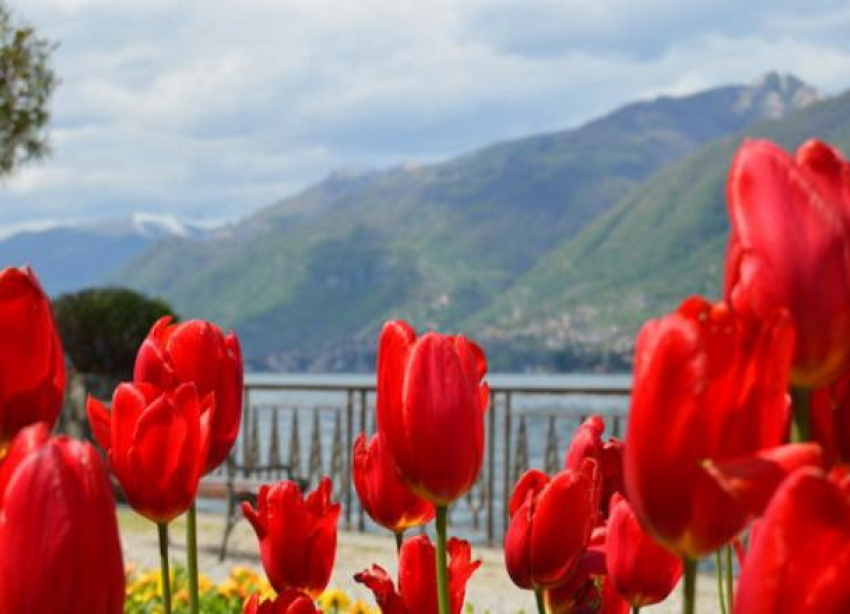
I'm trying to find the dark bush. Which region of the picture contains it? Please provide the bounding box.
[52,287,176,379]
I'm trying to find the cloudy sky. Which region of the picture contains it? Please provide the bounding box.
[2,0,850,230]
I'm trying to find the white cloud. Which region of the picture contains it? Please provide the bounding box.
[1,0,849,227]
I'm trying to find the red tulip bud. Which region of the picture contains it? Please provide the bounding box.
[352,432,435,533]
[135,316,243,474]
[0,266,65,448]
[0,423,125,613]
[606,493,682,607]
[505,460,599,590]
[87,381,212,523]
[725,138,850,388]
[376,321,489,506]
[625,297,794,558]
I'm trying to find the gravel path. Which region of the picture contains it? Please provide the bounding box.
[119,506,720,613]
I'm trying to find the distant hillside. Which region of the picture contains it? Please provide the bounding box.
[0,214,207,296]
[116,73,820,370]
[477,87,850,360]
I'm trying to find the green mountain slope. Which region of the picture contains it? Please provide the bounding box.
[118,74,820,369]
[477,89,850,357]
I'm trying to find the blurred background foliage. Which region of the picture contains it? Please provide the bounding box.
[53,287,176,379]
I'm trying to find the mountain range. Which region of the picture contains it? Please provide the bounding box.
[0,213,208,296]
[5,72,837,371]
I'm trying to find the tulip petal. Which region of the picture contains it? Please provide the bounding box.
[86,396,113,451]
[704,443,824,516]
[402,333,484,503]
[508,469,549,517]
[530,466,597,587]
[376,320,417,484]
[447,537,481,613]
[354,565,405,614]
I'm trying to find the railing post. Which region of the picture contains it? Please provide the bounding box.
[241,388,251,478]
[486,393,496,546]
[345,389,354,531]
[502,390,512,540]
[358,388,368,532]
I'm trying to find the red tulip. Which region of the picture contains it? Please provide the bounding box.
[135,316,243,473]
[606,493,681,607]
[735,467,850,613]
[0,423,124,613]
[243,591,320,614]
[376,320,489,505]
[0,266,65,447]
[725,138,850,388]
[352,433,435,533]
[625,297,795,558]
[87,381,212,523]
[354,535,481,614]
[565,416,624,519]
[243,477,340,598]
[505,460,599,589]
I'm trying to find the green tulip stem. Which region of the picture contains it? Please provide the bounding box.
[394,530,404,554]
[790,387,811,442]
[683,557,697,614]
[535,588,546,614]
[725,544,734,610]
[715,550,728,614]
[435,506,451,614]
[187,502,200,614]
[157,522,173,614]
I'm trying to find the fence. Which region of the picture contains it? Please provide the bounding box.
[205,375,631,546]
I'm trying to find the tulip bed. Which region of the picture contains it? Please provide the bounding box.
[2,135,850,614]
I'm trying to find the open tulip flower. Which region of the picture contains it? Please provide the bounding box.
[735,467,850,613]
[565,415,624,520]
[376,320,489,506]
[0,423,125,613]
[624,296,802,559]
[0,266,65,449]
[606,493,682,608]
[354,535,481,614]
[352,432,435,535]
[87,381,212,523]
[725,138,850,389]
[135,316,243,474]
[243,477,341,598]
[243,590,321,614]
[505,459,599,591]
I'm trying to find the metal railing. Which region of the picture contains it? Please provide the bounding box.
[206,374,631,546]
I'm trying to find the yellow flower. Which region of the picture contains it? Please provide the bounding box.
[218,578,244,599]
[348,600,378,614]
[199,574,213,592]
[318,588,351,611]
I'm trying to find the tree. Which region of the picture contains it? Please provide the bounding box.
[0,2,55,177]
[52,287,177,380]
